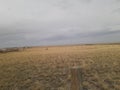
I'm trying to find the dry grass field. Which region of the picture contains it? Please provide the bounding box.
[0,44,120,90]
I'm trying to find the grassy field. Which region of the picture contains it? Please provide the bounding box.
[0,44,120,90]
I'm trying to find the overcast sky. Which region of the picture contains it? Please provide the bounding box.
[0,0,120,48]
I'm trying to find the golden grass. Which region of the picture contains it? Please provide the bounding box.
[0,44,120,90]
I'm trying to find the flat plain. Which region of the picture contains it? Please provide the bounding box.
[0,44,120,90]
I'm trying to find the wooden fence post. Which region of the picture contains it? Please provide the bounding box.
[70,66,83,90]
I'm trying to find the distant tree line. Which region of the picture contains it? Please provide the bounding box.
[0,47,30,53]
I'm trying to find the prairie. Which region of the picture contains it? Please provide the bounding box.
[0,44,120,90]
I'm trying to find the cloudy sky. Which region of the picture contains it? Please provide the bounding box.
[0,0,120,48]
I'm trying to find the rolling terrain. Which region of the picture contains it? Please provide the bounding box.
[0,44,120,90]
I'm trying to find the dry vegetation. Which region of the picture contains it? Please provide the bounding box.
[0,44,120,90]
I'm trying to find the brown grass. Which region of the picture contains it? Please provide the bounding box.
[0,44,120,90]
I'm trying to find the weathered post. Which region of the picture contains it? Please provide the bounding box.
[70,66,83,90]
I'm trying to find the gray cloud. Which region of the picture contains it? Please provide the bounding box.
[40,29,120,41]
[0,0,120,48]
[113,8,120,13]
[116,0,120,2]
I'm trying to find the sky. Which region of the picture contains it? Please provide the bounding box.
[0,0,120,48]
